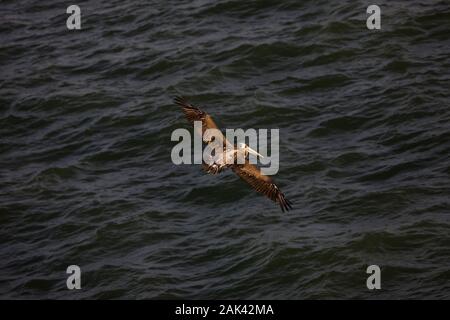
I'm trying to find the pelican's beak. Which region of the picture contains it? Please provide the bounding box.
[246,146,264,158]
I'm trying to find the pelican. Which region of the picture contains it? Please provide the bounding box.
[174,96,293,212]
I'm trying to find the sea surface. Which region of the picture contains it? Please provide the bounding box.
[1,0,449,299]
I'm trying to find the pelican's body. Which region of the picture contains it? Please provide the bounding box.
[202,146,234,174]
[203,143,260,174]
[174,96,293,212]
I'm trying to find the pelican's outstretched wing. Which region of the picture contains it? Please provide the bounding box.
[174,96,232,174]
[174,96,221,138]
[232,162,293,212]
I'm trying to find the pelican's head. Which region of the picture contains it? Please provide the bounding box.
[237,143,264,159]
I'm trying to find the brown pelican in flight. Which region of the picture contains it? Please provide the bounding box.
[174,96,293,212]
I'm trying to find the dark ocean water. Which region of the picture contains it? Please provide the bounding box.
[1,0,449,299]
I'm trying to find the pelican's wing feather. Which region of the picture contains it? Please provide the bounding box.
[174,96,220,136]
[175,96,231,174]
[232,162,292,212]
